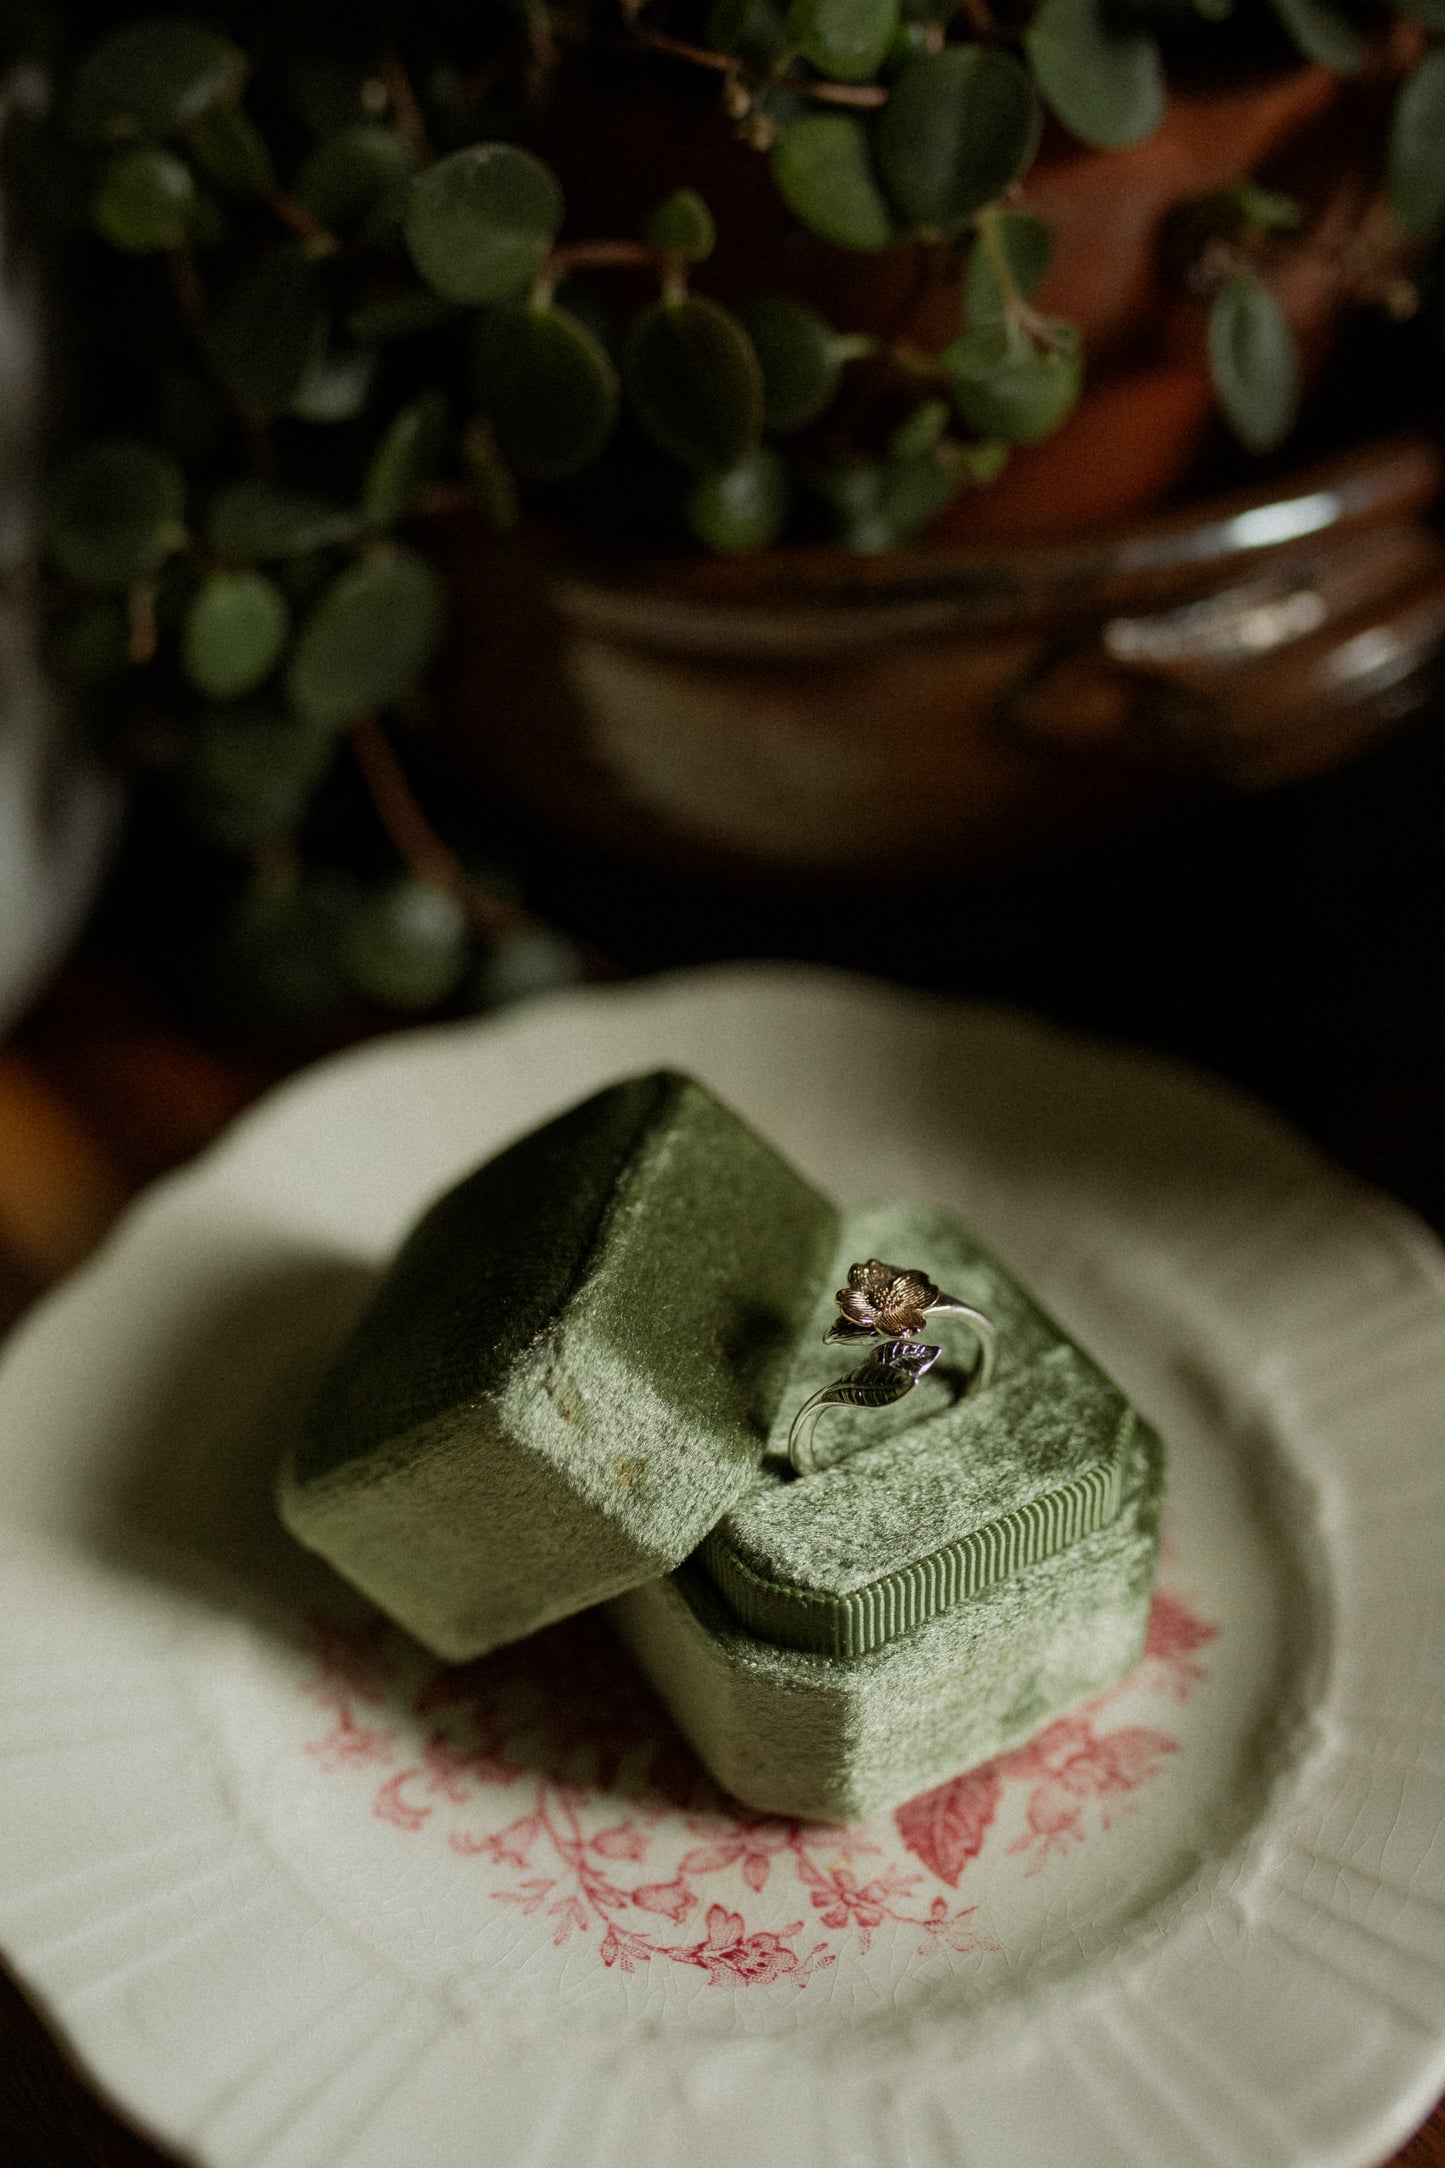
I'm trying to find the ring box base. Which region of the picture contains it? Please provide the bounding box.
[612,1419,1162,1822]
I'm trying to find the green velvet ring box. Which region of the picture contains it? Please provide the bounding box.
[282,1071,1163,1821]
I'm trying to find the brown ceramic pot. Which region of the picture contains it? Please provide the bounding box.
[434,435,1445,895]
[427,41,1434,918]
[529,41,1409,542]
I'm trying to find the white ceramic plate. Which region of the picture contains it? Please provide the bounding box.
[1,966,1443,2168]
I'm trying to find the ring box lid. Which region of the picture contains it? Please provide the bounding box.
[282,1071,838,1658]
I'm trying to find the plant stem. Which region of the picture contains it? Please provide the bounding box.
[349,715,532,944]
[889,341,948,379]
[518,0,559,92]
[824,243,942,446]
[126,581,158,665]
[630,24,887,108]
[974,204,1057,342]
[547,239,656,275]
[265,187,336,252]
[976,206,1023,314]
[380,50,433,164]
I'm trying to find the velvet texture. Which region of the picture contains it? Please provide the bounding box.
[613,1421,1164,1821]
[703,1206,1138,1655]
[281,1071,1164,1818]
[281,1072,836,1657]
[616,1202,1162,1817]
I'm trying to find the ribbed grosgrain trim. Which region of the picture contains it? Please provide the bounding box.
[700,1409,1136,1658]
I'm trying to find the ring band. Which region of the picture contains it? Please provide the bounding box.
[787,1260,996,1478]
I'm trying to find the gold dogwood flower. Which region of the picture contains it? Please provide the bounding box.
[833,1258,939,1340]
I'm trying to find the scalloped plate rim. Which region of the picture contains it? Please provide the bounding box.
[0,962,1441,2168]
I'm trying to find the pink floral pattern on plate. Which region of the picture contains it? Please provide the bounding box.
[299,1587,1217,1989]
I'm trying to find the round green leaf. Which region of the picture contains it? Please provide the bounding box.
[296,125,415,234]
[185,102,276,199]
[67,21,246,143]
[624,297,764,472]
[809,461,887,550]
[958,438,1011,486]
[363,391,451,525]
[964,212,1053,328]
[45,438,187,589]
[736,296,842,434]
[887,397,950,460]
[206,247,327,427]
[876,48,1038,234]
[1025,0,1165,150]
[787,0,899,83]
[92,145,196,252]
[404,144,563,306]
[1389,51,1445,239]
[771,115,895,251]
[1207,274,1299,454]
[181,700,335,849]
[286,548,445,727]
[709,0,790,68]
[1265,0,1362,73]
[687,449,790,551]
[1232,182,1305,235]
[182,571,290,699]
[208,480,358,561]
[812,451,961,550]
[289,345,376,425]
[551,277,616,354]
[472,304,619,482]
[875,451,963,543]
[645,189,717,263]
[943,320,1083,443]
[345,877,470,1010]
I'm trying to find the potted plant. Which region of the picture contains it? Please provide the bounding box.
[11,0,1445,1011]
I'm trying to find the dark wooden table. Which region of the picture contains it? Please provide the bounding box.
[0,949,1440,2167]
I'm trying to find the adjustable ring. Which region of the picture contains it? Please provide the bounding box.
[787,1259,996,1478]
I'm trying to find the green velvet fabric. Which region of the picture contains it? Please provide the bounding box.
[281,1072,1164,1818]
[612,1420,1165,1822]
[701,1207,1139,1657]
[281,1072,837,1658]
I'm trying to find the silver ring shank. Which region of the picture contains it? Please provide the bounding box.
[927,1300,996,1393]
[787,1300,996,1478]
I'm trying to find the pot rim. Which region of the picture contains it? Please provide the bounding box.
[515,434,1441,660]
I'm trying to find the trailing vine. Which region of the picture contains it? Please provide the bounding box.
[4,0,1442,1016]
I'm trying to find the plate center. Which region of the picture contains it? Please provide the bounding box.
[202,1319,1309,2040]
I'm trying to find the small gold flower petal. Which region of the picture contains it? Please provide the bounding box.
[836,1287,877,1326]
[876,1299,920,1334]
[835,1260,940,1339]
[902,1267,939,1301]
